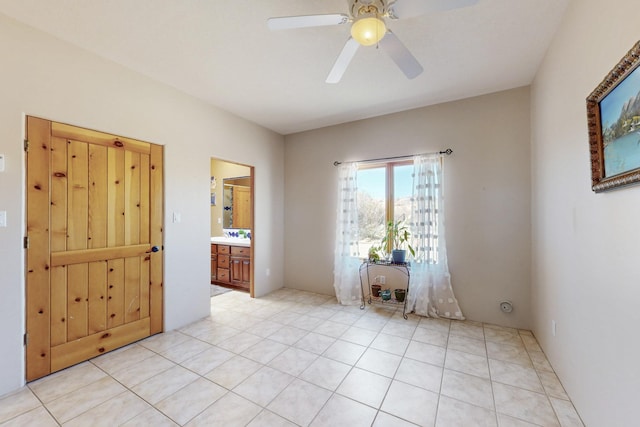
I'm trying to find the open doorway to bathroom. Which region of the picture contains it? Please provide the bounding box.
[210,158,254,297]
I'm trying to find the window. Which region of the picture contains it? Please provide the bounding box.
[356,161,413,256]
[335,155,457,316]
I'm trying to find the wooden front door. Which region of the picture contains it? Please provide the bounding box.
[25,117,164,381]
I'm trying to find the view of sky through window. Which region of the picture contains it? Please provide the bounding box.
[356,163,413,257]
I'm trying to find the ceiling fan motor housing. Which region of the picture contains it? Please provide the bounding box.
[349,0,393,19]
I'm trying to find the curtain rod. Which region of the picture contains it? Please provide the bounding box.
[333,148,453,166]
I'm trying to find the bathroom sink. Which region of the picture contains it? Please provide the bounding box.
[210,236,251,247]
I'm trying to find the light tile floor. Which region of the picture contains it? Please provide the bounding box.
[0,288,584,426]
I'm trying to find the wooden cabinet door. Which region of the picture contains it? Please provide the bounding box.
[230,258,242,285]
[210,244,217,281]
[241,259,251,284]
[231,255,250,289]
[25,117,163,381]
[211,254,217,281]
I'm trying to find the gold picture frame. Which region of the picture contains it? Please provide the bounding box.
[587,40,640,192]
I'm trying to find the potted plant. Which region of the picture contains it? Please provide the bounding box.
[380,219,415,264]
[367,245,382,262]
[371,284,382,297]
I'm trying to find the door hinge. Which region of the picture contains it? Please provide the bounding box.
[24,139,29,152]
[23,333,29,346]
[24,236,30,249]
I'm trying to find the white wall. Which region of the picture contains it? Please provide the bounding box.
[285,87,532,329]
[531,1,640,425]
[0,14,284,397]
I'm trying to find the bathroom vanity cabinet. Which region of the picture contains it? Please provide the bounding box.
[211,243,250,291]
[211,244,231,283]
[211,244,218,281]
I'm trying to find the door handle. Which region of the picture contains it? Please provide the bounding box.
[146,246,160,253]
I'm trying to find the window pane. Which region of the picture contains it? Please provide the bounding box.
[354,160,439,263]
[357,167,385,256]
[394,164,413,224]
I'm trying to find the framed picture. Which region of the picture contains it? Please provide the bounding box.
[587,40,640,192]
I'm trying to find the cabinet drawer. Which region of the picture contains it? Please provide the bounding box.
[231,246,250,257]
[210,244,217,254]
[218,245,230,254]
[218,254,229,268]
[217,268,230,282]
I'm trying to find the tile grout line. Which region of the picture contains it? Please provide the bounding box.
[2,386,62,427]
[484,325,502,427]
[18,289,583,426]
[433,320,452,427]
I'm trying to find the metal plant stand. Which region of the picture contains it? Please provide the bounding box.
[359,260,410,319]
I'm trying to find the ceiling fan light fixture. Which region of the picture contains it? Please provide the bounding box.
[351,15,386,46]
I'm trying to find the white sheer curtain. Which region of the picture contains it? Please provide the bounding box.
[333,163,362,305]
[407,154,464,319]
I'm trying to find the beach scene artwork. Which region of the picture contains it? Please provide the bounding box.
[600,65,640,177]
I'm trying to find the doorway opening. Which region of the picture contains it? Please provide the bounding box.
[210,158,254,297]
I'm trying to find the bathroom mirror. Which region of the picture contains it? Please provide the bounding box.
[223,176,251,229]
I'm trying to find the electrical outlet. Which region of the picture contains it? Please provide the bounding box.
[379,275,386,285]
[552,320,557,337]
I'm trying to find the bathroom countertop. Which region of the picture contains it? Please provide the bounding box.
[210,236,251,247]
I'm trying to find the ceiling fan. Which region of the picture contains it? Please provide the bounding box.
[267,0,479,83]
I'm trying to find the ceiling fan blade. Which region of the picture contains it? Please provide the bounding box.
[326,38,360,84]
[379,31,423,79]
[389,0,479,19]
[267,14,349,30]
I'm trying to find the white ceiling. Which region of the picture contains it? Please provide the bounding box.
[0,0,569,135]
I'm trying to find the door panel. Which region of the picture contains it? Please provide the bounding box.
[125,151,141,245]
[108,147,125,247]
[140,255,151,319]
[50,265,67,346]
[26,117,163,381]
[88,144,108,249]
[67,140,88,251]
[67,263,89,341]
[25,117,52,380]
[51,137,67,251]
[107,257,125,329]
[124,256,141,323]
[88,261,107,335]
